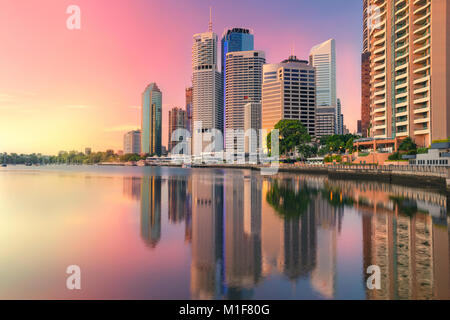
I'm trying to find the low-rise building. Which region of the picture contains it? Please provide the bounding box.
[408,143,450,167]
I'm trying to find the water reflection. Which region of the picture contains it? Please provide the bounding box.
[123,171,450,300]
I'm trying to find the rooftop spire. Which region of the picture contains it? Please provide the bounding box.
[208,7,212,32]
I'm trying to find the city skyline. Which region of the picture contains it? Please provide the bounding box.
[0,0,363,154]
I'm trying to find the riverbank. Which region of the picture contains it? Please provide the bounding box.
[191,163,450,190]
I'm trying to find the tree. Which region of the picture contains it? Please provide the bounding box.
[399,137,417,152]
[266,120,311,156]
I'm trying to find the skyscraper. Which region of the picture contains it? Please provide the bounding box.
[123,130,141,154]
[141,83,162,156]
[221,28,254,132]
[168,107,187,153]
[316,106,336,138]
[361,0,371,138]
[192,12,223,154]
[309,39,337,107]
[225,50,265,152]
[367,0,450,147]
[262,56,316,136]
[310,39,337,135]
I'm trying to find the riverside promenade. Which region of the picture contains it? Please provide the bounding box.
[191,163,450,190]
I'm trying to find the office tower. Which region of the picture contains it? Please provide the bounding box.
[84,148,91,155]
[310,39,337,106]
[123,130,141,154]
[168,107,187,152]
[221,28,254,132]
[357,120,363,135]
[310,39,337,135]
[261,55,316,136]
[141,83,162,156]
[225,50,265,152]
[367,0,450,147]
[316,106,337,138]
[192,13,223,154]
[186,87,193,134]
[244,102,262,155]
[361,0,371,138]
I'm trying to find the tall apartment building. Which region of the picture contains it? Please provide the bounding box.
[225,50,265,152]
[361,0,371,138]
[141,83,162,156]
[221,28,254,133]
[368,0,450,147]
[168,107,187,152]
[192,17,223,154]
[123,130,141,154]
[262,56,316,136]
[336,98,344,135]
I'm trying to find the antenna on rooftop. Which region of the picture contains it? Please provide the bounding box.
[208,7,213,32]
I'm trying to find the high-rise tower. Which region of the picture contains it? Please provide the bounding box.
[141,83,162,156]
[192,10,223,154]
[367,0,450,147]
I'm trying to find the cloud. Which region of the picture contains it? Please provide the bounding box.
[65,105,89,109]
[104,124,139,132]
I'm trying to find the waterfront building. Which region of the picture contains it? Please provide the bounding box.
[168,107,187,153]
[408,142,450,167]
[261,55,316,136]
[367,0,450,147]
[123,130,141,154]
[316,106,336,138]
[141,83,162,156]
[221,28,254,133]
[361,0,371,138]
[244,102,262,155]
[192,14,223,154]
[225,50,265,152]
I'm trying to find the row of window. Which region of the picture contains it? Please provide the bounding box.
[412,159,449,165]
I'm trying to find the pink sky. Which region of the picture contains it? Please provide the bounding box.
[0,0,362,154]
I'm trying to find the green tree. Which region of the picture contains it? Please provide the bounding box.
[398,137,417,152]
[266,120,311,156]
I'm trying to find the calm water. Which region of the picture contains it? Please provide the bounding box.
[0,165,449,300]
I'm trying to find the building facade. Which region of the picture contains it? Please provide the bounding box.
[361,0,371,138]
[221,28,254,133]
[192,28,223,154]
[310,39,337,135]
[168,107,187,153]
[336,98,344,135]
[244,102,262,154]
[225,50,265,152]
[123,130,141,154]
[261,56,316,136]
[186,87,193,134]
[141,83,162,156]
[367,0,450,147]
[316,106,337,138]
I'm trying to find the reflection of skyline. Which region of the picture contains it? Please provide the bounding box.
[122,172,450,300]
[140,176,162,248]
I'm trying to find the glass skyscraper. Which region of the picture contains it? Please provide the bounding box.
[221,28,254,132]
[141,83,162,156]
